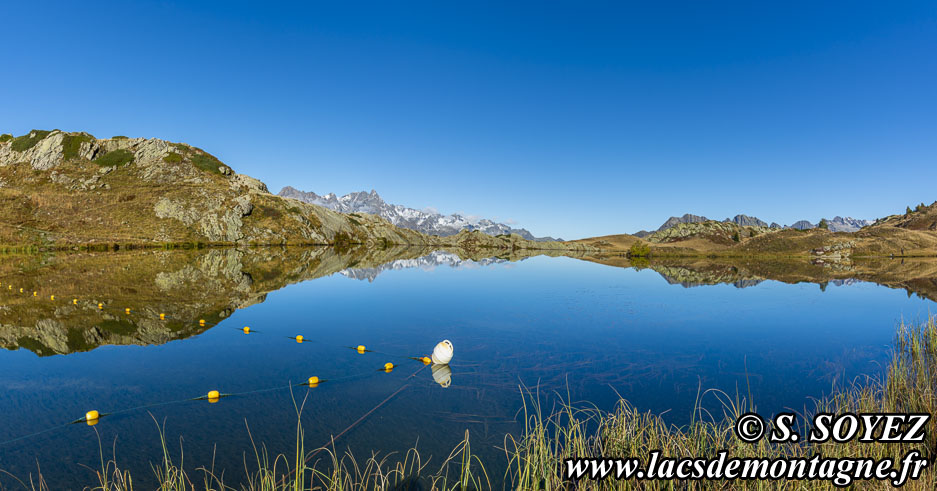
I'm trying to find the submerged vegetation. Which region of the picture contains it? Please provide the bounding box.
[8,317,936,489]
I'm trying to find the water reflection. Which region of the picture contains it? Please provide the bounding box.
[2,248,937,356]
[432,363,452,388]
[1,246,935,488]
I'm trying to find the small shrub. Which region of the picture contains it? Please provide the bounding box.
[11,130,52,152]
[0,134,12,143]
[628,241,651,257]
[163,152,183,164]
[111,135,129,140]
[62,133,94,161]
[732,230,741,242]
[93,149,134,167]
[818,218,829,230]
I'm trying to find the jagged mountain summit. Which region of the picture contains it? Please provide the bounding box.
[825,216,875,232]
[635,213,872,236]
[724,214,769,228]
[633,213,708,237]
[278,186,561,241]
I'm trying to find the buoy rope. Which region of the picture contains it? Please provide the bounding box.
[0,422,77,447]
[0,346,433,447]
[277,362,430,486]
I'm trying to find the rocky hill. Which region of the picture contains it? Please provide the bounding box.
[634,213,871,237]
[278,186,561,241]
[873,202,937,231]
[575,202,937,259]
[0,130,582,252]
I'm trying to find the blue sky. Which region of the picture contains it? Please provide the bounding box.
[1,1,935,239]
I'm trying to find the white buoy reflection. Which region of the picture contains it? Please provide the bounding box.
[431,364,451,388]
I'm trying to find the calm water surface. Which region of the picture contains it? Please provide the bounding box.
[0,250,933,488]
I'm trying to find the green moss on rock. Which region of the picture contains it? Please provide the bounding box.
[62,133,94,161]
[11,130,52,152]
[190,151,229,175]
[94,149,135,167]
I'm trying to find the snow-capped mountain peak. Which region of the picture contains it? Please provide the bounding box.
[278,186,561,241]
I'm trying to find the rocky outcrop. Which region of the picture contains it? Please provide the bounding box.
[645,220,772,245]
[0,130,66,170]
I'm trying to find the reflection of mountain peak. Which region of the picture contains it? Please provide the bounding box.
[339,251,507,282]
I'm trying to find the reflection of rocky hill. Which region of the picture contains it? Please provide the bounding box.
[650,264,765,288]
[340,251,507,282]
[0,245,564,356]
[575,253,937,302]
[0,246,416,355]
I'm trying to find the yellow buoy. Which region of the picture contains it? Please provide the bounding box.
[199,319,205,326]
[383,362,394,372]
[357,345,366,353]
[50,295,55,301]
[421,356,432,365]
[307,376,319,387]
[207,390,220,403]
[159,313,165,320]
[73,298,77,305]
[19,288,23,293]
[242,326,250,333]
[7,285,11,290]
[125,308,131,314]
[98,303,103,310]
[86,410,100,425]
[295,335,304,343]
[33,291,37,296]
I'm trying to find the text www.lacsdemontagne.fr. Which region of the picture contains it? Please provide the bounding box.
[565,450,927,487]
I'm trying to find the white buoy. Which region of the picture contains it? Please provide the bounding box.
[431,340,453,365]
[431,364,452,388]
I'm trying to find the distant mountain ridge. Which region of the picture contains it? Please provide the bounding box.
[635,213,872,237]
[278,186,561,241]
